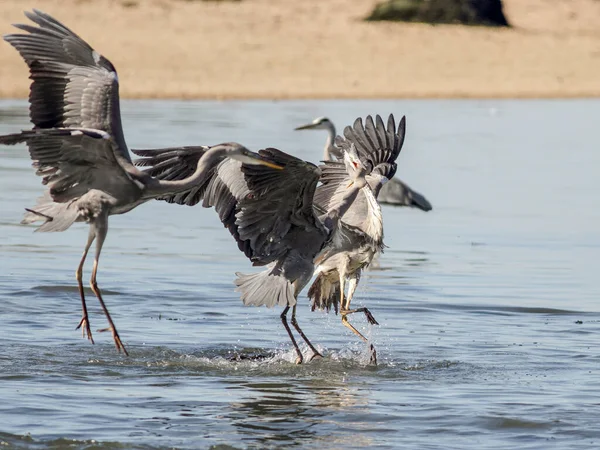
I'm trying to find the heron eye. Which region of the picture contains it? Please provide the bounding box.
[352,161,358,168]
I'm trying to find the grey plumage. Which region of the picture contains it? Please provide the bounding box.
[295,116,432,211]
[305,115,411,365]
[133,115,407,365]
[133,139,380,364]
[2,10,280,354]
[135,145,337,363]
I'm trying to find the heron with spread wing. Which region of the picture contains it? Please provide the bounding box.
[307,115,409,364]
[296,117,432,210]
[1,10,280,354]
[133,114,407,365]
[135,142,371,363]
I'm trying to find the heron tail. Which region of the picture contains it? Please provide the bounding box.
[234,266,296,308]
[308,274,340,314]
[21,192,78,232]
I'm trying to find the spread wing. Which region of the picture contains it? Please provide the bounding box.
[238,148,326,264]
[204,148,327,265]
[5,9,132,166]
[314,114,405,221]
[0,128,138,203]
[336,114,405,181]
[134,145,327,264]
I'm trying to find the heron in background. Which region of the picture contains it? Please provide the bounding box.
[133,114,407,365]
[296,117,432,210]
[1,10,281,354]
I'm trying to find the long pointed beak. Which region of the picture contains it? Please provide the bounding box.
[260,160,284,170]
[294,123,317,131]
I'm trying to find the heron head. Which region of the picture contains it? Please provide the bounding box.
[222,143,283,170]
[343,144,367,189]
[294,117,333,131]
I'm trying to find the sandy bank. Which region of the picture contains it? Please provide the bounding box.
[0,0,599,99]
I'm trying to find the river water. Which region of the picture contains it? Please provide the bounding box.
[0,99,599,449]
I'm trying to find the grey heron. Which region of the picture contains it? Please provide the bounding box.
[1,10,281,354]
[133,114,407,365]
[307,115,409,364]
[295,117,432,210]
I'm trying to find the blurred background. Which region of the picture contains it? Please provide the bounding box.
[1,0,599,99]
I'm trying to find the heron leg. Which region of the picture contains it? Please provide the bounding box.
[75,229,96,344]
[89,217,128,356]
[280,306,302,364]
[340,272,377,365]
[338,270,346,314]
[340,271,378,325]
[290,305,322,362]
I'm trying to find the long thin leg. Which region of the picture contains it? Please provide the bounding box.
[341,271,378,325]
[338,270,346,314]
[89,217,128,356]
[290,305,322,362]
[341,271,377,365]
[75,229,96,343]
[280,306,302,364]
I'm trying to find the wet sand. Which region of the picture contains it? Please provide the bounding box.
[0,0,599,99]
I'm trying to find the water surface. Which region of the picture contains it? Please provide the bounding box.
[1,99,599,449]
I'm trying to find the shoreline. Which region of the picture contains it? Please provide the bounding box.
[1,0,599,100]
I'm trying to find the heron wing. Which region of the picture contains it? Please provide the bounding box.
[5,10,133,167]
[335,114,405,181]
[313,114,406,229]
[237,148,325,263]
[134,145,251,253]
[132,146,210,205]
[0,128,138,203]
[134,145,327,263]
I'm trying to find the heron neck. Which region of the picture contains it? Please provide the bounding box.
[323,122,337,161]
[145,146,225,197]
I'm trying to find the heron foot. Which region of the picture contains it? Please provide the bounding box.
[340,307,379,325]
[294,354,303,365]
[307,351,323,363]
[363,308,379,326]
[368,344,377,366]
[76,316,95,344]
[97,326,129,356]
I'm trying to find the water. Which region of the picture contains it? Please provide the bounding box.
[0,99,599,449]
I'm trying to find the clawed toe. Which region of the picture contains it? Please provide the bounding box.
[363,308,379,325]
[76,317,95,343]
[97,327,128,356]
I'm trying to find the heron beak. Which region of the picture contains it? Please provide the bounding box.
[294,123,316,131]
[260,160,284,170]
[346,181,354,188]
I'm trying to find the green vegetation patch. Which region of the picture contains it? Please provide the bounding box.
[366,0,510,27]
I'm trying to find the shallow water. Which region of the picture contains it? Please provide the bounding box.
[1,99,599,449]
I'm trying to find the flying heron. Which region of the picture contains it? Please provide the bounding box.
[1,10,281,354]
[133,114,407,365]
[295,117,432,210]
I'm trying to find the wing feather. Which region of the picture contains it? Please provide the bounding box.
[0,128,137,203]
[4,10,131,165]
